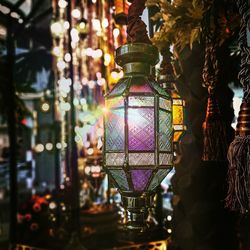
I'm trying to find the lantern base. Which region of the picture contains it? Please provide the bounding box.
[121,193,153,232]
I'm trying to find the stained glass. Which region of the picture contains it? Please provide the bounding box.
[108,79,128,97]
[109,169,129,190]
[173,99,183,105]
[105,109,124,151]
[129,78,153,93]
[129,153,154,165]
[159,98,171,111]
[148,169,171,191]
[130,84,153,93]
[152,82,169,97]
[128,96,154,107]
[106,153,125,166]
[131,169,152,191]
[106,97,124,109]
[159,110,172,151]
[173,131,183,143]
[128,108,154,151]
[159,153,173,166]
[173,105,184,125]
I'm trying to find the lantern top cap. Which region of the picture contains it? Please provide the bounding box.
[115,43,159,67]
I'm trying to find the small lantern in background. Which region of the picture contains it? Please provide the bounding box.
[104,43,173,232]
[114,0,130,25]
[171,85,186,143]
[158,53,186,144]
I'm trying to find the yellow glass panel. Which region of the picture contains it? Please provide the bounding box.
[173,105,183,125]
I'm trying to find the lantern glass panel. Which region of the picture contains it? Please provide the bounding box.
[148,169,171,191]
[159,110,172,151]
[106,97,124,109]
[159,153,173,166]
[130,84,153,93]
[109,169,129,191]
[173,105,184,125]
[105,108,125,151]
[128,153,155,166]
[159,97,171,111]
[131,169,152,191]
[108,78,129,97]
[128,96,154,107]
[173,131,183,142]
[128,108,155,151]
[106,153,125,166]
[129,77,153,93]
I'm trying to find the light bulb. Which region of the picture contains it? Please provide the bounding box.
[41,102,50,112]
[35,144,44,153]
[63,21,70,29]
[58,0,68,8]
[45,143,53,151]
[51,21,64,36]
[64,53,71,62]
[102,18,109,29]
[71,8,81,19]
[113,28,120,38]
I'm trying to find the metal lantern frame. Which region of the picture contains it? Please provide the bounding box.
[103,43,173,231]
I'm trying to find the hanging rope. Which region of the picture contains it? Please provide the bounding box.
[201,17,228,161]
[127,0,151,44]
[226,0,250,214]
[237,0,250,102]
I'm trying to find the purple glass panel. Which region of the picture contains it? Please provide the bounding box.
[105,109,124,151]
[131,169,152,191]
[128,108,154,151]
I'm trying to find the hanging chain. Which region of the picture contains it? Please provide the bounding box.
[237,0,250,102]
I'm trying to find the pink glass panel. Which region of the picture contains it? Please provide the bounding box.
[131,169,152,191]
[130,84,153,93]
[128,108,154,151]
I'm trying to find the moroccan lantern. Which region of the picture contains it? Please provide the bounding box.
[158,50,186,144]
[103,43,173,231]
[114,0,130,25]
[171,85,186,143]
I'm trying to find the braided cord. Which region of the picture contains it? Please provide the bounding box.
[202,3,220,93]
[237,0,250,102]
[202,38,219,92]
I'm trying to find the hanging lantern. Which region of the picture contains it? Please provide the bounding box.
[114,0,130,25]
[103,43,173,231]
[158,56,186,144]
[171,85,186,143]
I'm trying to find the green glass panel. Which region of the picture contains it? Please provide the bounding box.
[107,78,129,97]
[109,169,129,191]
[159,110,172,151]
[148,169,171,191]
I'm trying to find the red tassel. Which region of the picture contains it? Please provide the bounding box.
[226,101,250,214]
[202,94,228,161]
[127,0,151,44]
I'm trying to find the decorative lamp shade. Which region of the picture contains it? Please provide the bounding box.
[114,0,130,25]
[104,43,173,231]
[171,84,186,143]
